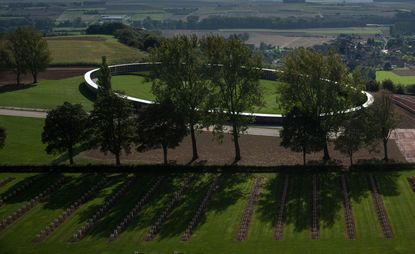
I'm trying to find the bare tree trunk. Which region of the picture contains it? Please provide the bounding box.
[323,141,331,161]
[349,152,353,166]
[232,123,241,162]
[162,144,168,165]
[383,138,389,162]
[32,71,38,84]
[16,71,20,85]
[190,124,198,161]
[303,149,306,166]
[115,152,121,166]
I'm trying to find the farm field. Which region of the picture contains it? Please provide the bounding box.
[219,27,385,36]
[0,171,414,254]
[0,76,94,111]
[376,71,415,86]
[46,35,145,65]
[111,74,284,114]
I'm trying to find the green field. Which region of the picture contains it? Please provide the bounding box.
[46,35,145,65]
[376,71,415,86]
[0,76,94,111]
[112,75,284,114]
[0,116,56,165]
[0,171,414,254]
[219,27,384,35]
[131,11,166,21]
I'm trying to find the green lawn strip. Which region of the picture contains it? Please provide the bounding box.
[376,171,415,239]
[0,174,62,220]
[0,116,56,165]
[111,74,284,114]
[348,173,382,240]
[0,173,37,196]
[0,76,93,111]
[376,71,415,86]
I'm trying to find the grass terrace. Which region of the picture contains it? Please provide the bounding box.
[376,71,415,86]
[0,170,414,254]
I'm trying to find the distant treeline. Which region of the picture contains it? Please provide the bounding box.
[86,23,161,51]
[391,11,415,35]
[0,17,53,33]
[138,15,394,30]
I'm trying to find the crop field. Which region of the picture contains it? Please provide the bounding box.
[0,76,94,111]
[46,35,145,65]
[111,74,284,114]
[376,71,415,86]
[0,171,414,254]
[219,27,385,36]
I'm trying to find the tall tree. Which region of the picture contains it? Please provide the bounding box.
[0,126,5,150]
[136,100,187,165]
[41,102,91,165]
[202,35,263,162]
[366,90,399,162]
[280,107,325,165]
[90,92,136,165]
[97,56,112,93]
[334,111,368,165]
[280,48,362,161]
[149,35,209,162]
[25,27,51,83]
[4,27,29,85]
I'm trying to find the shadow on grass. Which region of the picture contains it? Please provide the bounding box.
[78,82,96,103]
[0,83,36,94]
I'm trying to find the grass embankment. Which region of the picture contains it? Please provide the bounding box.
[111,74,284,114]
[376,71,415,86]
[0,171,414,253]
[46,35,145,66]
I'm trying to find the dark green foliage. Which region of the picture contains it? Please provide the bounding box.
[136,101,187,165]
[334,112,368,165]
[41,102,90,165]
[382,79,395,92]
[25,28,51,83]
[86,23,127,35]
[90,92,136,166]
[97,56,112,93]
[149,35,210,161]
[0,126,5,149]
[202,35,263,162]
[365,80,380,92]
[280,107,325,165]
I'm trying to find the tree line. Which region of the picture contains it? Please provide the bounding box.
[40,35,399,166]
[0,27,51,85]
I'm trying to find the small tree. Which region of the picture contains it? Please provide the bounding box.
[334,112,368,165]
[280,107,325,165]
[136,100,187,165]
[41,102,90,164]
[25,27,51,83]
[0,126,5,150]
[90,92,136,165]
[202,35,263,162]
[97,56,112,93]
[366,90,399,162]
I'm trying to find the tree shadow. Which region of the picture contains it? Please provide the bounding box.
[256,173,281,227]
[51,143,93,165]
[0,83,36,94]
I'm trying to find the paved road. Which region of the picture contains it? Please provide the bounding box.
[0,108,47,119]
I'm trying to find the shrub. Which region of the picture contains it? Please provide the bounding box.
[382,79,395,92]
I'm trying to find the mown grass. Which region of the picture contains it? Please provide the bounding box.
[112,74,284,114]
[0,76,94,110]
[0,171,414,254]
[376,71,415,86]
[46,35,145,65]
[0,116,56,165]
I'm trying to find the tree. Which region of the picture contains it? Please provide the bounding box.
[366,90,399,162]
[41,102,91,165]
[280,107,325,165]
[334,112,368,165]
[0,126,5,150]
[97,56,112,93]
[149,35,210,162]
[25,27,51,83]
[279,48,362,162]
[136,100,187,165]
[90,92,136,165]
[202,35,263,162]
[4,27,29,85]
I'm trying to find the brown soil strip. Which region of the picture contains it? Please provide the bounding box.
[341,174,356,240]
[274,175,289,240]
[310,175,320,240]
